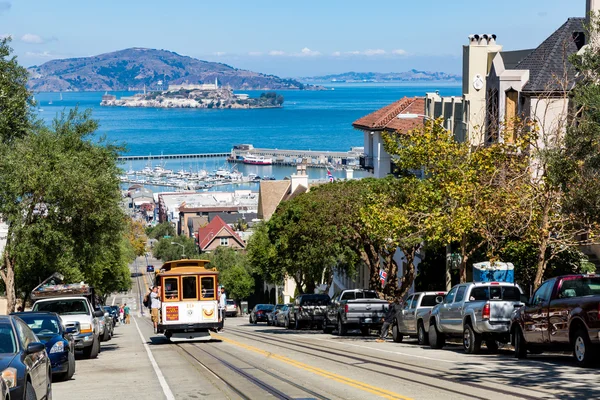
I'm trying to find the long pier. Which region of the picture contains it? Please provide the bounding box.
[118,152,228,161]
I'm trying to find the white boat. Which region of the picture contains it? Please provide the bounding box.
[243,154,273,165]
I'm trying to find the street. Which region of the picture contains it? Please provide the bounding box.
[52,260,599,400]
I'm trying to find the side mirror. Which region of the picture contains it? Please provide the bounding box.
[26,342,45,355]
[435,296,444,304]
[94,310,105,318]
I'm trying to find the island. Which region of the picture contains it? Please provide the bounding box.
[100,82,284,109]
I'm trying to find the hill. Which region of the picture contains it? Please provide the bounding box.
[301,70,461,83]
[27,48,311,92]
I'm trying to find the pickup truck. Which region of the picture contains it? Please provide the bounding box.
[428,282,524,354]
[393,291,446,345]
[323,289,389,336]
[510,274,600,367]
[32,296,104,359]
[288,294,330,330]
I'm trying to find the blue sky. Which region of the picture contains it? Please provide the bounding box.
[0,0,583,77]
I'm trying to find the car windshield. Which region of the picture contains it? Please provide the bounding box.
[0,323,17,354]
[470,285,521,301]
[256,305,274,311]
[226,300,235,305]
[275,304,285,310]
[18,315,60,335]
[33,299,90,315]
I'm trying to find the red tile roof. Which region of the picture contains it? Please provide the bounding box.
[352,97,426,132]
[197,215,245,251]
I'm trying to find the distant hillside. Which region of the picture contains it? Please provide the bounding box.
[27,48,312,92]
[301,70,461,83]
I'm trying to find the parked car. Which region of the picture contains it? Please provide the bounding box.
[288,294,331,330]
[96,305,114,342]
[12,312,77,381]
[428,282,524,353]
[249,304,275,324]
[0,315,51,400]
[104,306,119,326]
[225,299,237,317]
[510,274,600,367]
[276,304,293,327]
[267,304,285,326]
[324,289,388,335]
[147,265,155,273]
[393,291,446,345]
[32,296,103,359]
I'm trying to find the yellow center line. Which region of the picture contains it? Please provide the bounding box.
[218,336,413,400]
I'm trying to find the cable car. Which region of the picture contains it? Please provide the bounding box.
[154,259,223,340]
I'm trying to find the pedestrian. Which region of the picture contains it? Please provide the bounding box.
[218,287,226,331]
[376,298,400,343]
[119,305,125,324]
[124,303,131,324]
[150,286,161,334]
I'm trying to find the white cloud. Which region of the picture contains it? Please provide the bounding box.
[363,49,386,56]
[213,51,226,56]
[331,51,342,57]
[268,50,285,56]
[24,51,58,58]
[297,47,320,57]
[392,49,407,55]
[21,33,45,44]
[0,33,12,40]
[347,51,361,55]
[248,51,263,56]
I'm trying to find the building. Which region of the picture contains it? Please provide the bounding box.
[167,78,219,92]
[257,166,309,220]
[352,97,425,178]
[197,215,246,253]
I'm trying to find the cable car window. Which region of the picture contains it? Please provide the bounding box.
[201,277,215,299]
[182,276,198,300]
[164,277,179,301]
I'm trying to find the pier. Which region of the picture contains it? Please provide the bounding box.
[118,152,229,161]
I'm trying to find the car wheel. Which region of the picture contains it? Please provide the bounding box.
[66,350,76,380]
[102,328,110,342]
[514,326,528,359]
[486,340,499,353]
[337,318,347,336]
[322,318,333,334]
[463,324,482,354]
[84,337,100,359]
[25,380,36,400]
[392,323,403,343]
[46,368,52,400]
[573,328,595,367]
[417,321,429,346]
[428,321,445,349]
[249,316,253,324]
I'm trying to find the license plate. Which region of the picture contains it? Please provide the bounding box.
[364,318,372,324]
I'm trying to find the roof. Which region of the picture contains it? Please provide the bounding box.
[515,18,585,93]
[500,49,534,69]
[352,97,426,132]
[197,215,246,251]
[257,180,291,220]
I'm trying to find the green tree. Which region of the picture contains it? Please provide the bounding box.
[152,235,200,262]
[209,247,254,301]
[146,221,176,239]
[246,222,279,284]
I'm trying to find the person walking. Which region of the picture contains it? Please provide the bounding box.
[124,303,131,324]
[150,286,161,334]
[119,305,125,325]
[376,298,400,343]
[218,287,226,331]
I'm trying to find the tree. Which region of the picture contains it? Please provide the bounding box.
[246,222,279,284]
[0,108,131,309]
[127,220,148,257]
[209,247,254,301]
[146,222,175,239]
[0,38,35,144]
[152,235,200,262]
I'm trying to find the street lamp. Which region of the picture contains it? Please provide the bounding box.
[171,242,186,259]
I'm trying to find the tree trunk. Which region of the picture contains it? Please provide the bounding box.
[382,249,398,299]
[396,246,418,299]
[363,243,381,290]
[533,202,551,291]
[0,248,17,313]
[459,235,468,283]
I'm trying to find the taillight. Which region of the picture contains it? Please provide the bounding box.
[490,282,499,285]
[344,304,349,313]
[299,306,303,312]
[482,303,490,320]
[597,303,600,321]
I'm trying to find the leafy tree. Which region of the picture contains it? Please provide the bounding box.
[0,108,131,309]
[209,247,254,301]
[146,221,176,239]
[246,222,280,284]
[152,235,200,262]
[127,220,148,257]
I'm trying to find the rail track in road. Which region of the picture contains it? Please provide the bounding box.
[225,327,546,400]
[176,342,333,400]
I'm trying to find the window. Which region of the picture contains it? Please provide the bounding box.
[469,285,523,301]
[341,292,355,301]
[18,316,60,335]
[164,277,180,301]
[487,87,499,142]
[33,299,89,315]
[0,323,17,354]
[455,286,466,303]
[505,89,518,142]
[532,280,554,306]
[220,237,229,246]
[444,287,458,304]
[182,276,198,300]
[403,296,413,310]
[356,291,378,299]
[15,320,37,348]
[410,295,420,309]
[200,277,215,299]
[420,295,440,307]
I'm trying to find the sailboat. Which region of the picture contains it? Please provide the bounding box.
[59,92,63,101]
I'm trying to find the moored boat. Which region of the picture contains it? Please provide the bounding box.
[243,154,273,165]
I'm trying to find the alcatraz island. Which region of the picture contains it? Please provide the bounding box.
[100,79,284,109]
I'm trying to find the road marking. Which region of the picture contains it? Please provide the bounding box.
[219,336,412,400]
[310,337,491,371]
[133,317,175,400]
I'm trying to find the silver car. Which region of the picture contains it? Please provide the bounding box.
[276,304,293,327]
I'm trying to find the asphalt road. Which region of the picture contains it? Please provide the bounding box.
[53,258,600,400]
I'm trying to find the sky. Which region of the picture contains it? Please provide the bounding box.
[0,0,584,78]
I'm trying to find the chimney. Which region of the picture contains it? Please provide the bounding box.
[290,164,308,194]
[345,168,354,180]
[587,0,600,44]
